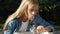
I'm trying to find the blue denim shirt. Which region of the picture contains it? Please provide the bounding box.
[4,15,54,34]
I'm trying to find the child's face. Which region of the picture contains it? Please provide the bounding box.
[27,4,38,20]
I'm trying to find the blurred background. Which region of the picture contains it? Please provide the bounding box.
[0,0,60,33]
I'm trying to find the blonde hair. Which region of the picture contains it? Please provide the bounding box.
[3,0,39,30]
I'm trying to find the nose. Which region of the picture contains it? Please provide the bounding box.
[32,11,36,16]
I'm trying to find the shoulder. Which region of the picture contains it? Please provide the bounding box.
[8,18,21,26]
[35,14,42,19]
[34,15,42,21]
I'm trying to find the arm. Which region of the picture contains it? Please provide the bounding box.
[35,15,54,32]
[4,20,16,34]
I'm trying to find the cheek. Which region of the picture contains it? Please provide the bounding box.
[27,11,33,19]
[28,11,32,17]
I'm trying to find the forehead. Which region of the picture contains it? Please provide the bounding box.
[28,3,39,9]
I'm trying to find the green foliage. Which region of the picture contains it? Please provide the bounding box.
[38,0,60,25]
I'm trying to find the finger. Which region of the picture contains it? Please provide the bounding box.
[37,26,44,30]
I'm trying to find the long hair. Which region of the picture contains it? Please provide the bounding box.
[3,0,39,31]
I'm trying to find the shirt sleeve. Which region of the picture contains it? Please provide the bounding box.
[34,15,54,32]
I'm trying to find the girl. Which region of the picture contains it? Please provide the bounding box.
[3,0,54,34]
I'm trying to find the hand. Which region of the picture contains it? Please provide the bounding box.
[36,25,51,33]
[36,25,45,32]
